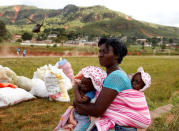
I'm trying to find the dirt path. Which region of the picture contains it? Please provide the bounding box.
[0,51,98,58]
[150,104,173,120]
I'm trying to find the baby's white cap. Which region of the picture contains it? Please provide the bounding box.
[137,67,151,91]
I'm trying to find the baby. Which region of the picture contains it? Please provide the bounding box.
[130,66,151,91]
[94,67,151,131]
[54,66,107,131]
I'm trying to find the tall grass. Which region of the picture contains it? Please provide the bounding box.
[0,56,178,130]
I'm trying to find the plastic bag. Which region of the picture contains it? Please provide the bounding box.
[0,83,17,88]
[56,58,74,85]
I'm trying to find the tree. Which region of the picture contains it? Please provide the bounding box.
[67,31,78,40]
[141,42,144,50]
[0,20,8,42]
[169,38,174,44]
[161,43,166,51]
[149,37,160,49]
[22,32,33,41]
[37,33,47,41]
[54,35,67,45]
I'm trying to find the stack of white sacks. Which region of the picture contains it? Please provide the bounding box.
[0,58,73,108]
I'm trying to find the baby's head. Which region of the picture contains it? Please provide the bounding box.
[75,66,107,93]
[80,76,94,93]
[131,67,151,91]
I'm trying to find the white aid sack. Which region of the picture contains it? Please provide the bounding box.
[0,65,17,84]
[50,65,72,91]
[30,78,48,98]
[0,87,35,108]
[33,65,49,80]
[33,64,72,90]
[15,76,34,91]
[45,69,70,102]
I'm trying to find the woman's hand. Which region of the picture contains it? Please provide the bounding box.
[75,87,118,117]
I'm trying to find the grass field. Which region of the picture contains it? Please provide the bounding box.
[0,56,179,130]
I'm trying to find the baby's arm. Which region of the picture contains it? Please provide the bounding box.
[74,83,91,103]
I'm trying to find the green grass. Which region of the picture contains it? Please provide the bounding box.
[148,104,179,131]
[0,56,178,130]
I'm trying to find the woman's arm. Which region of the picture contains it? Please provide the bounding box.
[74,86,118,117]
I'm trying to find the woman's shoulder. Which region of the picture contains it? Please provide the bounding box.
[105,70,130,84]
[108,70,128,78]
[104,70,132,92]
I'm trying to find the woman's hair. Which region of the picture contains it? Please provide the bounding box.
[98,38,128,64]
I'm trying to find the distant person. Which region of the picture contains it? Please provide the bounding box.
[23,50,26,57]
[17,48,20,56]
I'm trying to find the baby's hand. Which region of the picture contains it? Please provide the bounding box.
[81,95,90,103]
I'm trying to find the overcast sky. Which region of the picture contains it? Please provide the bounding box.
[0,0,179,27]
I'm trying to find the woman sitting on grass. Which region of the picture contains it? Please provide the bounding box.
[74,38,151,131]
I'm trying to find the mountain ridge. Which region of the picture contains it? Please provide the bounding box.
[0,4,179,39]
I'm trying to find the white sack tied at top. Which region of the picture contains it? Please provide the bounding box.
[33,64,72,102]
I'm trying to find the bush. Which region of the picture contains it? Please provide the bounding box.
[16,39,22,43]
[46,44,50,48]
[53,44,57,47]
[22,32,33,41]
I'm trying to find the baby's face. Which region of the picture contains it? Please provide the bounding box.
[80,76,95,93]
[131,72,145,90]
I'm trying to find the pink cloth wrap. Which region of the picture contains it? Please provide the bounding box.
[54,106,73,131]
[95,89,151,131]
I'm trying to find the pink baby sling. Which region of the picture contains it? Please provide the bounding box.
[95,89,151,131]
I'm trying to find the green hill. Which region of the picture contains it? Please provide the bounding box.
[0,4,179,39]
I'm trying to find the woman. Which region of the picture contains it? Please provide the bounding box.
[74,38,136,131]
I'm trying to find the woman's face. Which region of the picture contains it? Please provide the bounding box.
[98,44,118,67]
